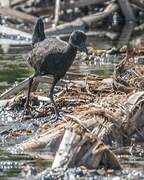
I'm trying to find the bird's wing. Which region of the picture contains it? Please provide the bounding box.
[26,38,67,74]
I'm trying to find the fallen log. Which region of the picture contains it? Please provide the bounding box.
[11,0,29,7]
[52,127,121,169]
[12,0,108,16]
[0,97,15,108]
[37,126,121,178]
[0,38,30,45]
[62,0,108,9]
[0,25,31,40]
[130,0,144,10]
[8,122,65,153]
[45,3,118,35]
[81,2,118,26]
[0,75,35,99]
[117,0,136,22]
[0,75,58,99]
[0,7,36,23]
[52,127,81,169]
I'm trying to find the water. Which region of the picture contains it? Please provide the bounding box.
[0,149,52,178]
[0,44,32,92]
[0,144,143,179]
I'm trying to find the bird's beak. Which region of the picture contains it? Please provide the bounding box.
[79,42,88,55]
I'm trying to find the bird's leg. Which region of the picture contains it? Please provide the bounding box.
[64,75,69,92]
[49,77,60,120]
[24,75,35,114]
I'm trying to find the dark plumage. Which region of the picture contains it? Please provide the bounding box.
[32,17,46,47]
[25,30,88,119]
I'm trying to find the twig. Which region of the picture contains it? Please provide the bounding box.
[54,0,61,25]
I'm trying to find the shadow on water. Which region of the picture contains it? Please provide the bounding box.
[0,24,144,178]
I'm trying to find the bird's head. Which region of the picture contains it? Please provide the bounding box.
[69,30,88,55]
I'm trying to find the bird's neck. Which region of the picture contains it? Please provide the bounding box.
[66,43,77,57]
[62,43,77,70]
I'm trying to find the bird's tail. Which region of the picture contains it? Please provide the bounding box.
[32,16,46,46]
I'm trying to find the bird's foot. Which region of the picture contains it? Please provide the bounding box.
[65,83,69,92]
[50,111,61,123]
[23,103,32,116]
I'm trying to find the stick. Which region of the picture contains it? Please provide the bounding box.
[65,114,91,133]
[0,75,52,99]
[54,0,60,26]
[117,0,136,22]
[0,75,32,99]
[9,123,66,153]
[52,127,80,169]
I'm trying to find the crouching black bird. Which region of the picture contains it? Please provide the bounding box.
[25,30,88,120]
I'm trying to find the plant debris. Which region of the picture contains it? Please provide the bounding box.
[0,48,144,177]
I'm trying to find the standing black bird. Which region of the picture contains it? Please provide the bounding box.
[25,30,88,119]
[24,17,46,93]
[32,17,46,47]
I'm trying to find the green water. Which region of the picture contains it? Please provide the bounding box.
[0,45,32,92]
